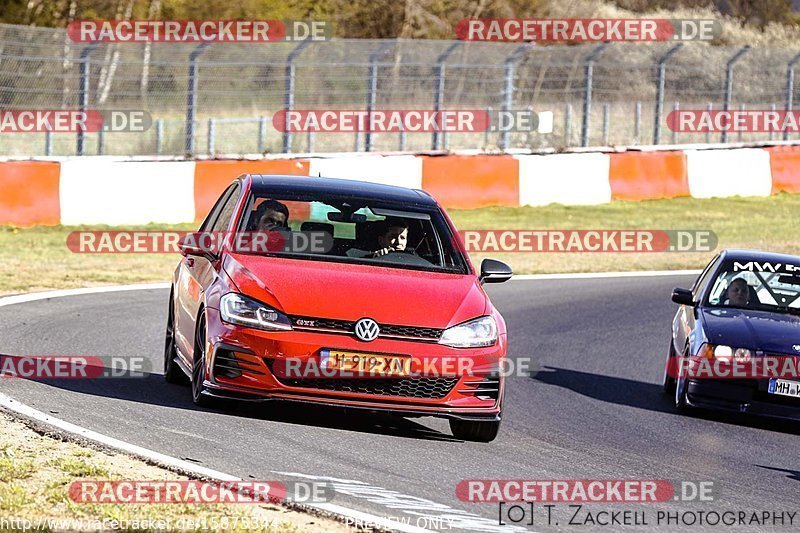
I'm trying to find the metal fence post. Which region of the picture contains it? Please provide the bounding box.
[307,130,315,153]
[155,118,164,155]
[97,123,105,155]
[705,102,712,144]
[45,130,53,156]
[432,41,463,150]
[258,116,267,152]
[564,103,572,146]
[282,40,312,154]
[207,118,215,155]
[77,42,99,156]
[671,102,679,144]
[484,107,492,148]
[185,42,209,155]
[500,44,532,151]
[784,51,800,141]
[737,103,745,143]
[634,101,641,145]
[365,41,394,153]
[581,43,608,148]
[653,43,682,145]
[602,104,610,145]
[721,45,750,144]
[399,122,407,151]
[770,103,777,142]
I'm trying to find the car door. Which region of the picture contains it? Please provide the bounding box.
[174,182,241,362]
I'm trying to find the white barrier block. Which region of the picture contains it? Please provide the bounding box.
[686,149,772,198]
[515,153,611,206]
[308,156,422,189]
[537,111,554,134]
[60,159,196,225]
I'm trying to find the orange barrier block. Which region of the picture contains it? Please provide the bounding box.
[765,146,800,194]
[420,155,519,209]
[194,160,310,221]
[0,161,61,227]
[609,151,689,201]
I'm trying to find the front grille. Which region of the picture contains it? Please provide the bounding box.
[264,360,457,399]
[289,315,443,342]
[276,376,458,399]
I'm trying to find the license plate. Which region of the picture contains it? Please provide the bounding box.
[768,378,800,398]
[320,350,411,377]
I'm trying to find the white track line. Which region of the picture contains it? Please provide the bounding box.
[0,392,428,533]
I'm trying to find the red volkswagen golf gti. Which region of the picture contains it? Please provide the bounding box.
[164,174,512,441]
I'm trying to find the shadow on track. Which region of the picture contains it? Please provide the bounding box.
[532,366,800,435]
[754,465,800,482]
[27,372,461,442]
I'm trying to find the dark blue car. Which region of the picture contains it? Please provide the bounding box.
[664,249,800,419]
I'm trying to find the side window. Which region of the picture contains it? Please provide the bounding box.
[211,184,241,233]
[693,254,720,297]
[199,183,237,232]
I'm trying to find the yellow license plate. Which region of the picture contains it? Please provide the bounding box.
[321,350,411,377]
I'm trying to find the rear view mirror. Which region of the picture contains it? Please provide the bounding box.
[479,259,513,284]
[671,287,694,306]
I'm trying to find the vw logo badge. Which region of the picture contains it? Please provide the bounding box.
[354,318,380,342]
[793,345,800,352]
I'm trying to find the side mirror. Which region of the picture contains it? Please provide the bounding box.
[479,259,513,284]
[180,232,219,260]
[671,287,695,306]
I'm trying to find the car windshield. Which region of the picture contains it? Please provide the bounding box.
[236,192,468,274]
[706,260,800,313]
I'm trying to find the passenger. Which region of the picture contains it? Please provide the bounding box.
[725,278,750,307]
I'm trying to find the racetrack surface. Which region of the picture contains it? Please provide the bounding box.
[1,277,799,531]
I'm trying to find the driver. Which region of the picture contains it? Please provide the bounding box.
[725,278,750,307]
[254,199,289,231]
[347,218,409,258]
[373,218,408,257]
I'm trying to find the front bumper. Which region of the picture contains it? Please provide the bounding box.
[202,308,505,421]
[685,378,800,421]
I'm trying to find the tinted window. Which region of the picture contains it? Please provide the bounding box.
[210,184,241,232]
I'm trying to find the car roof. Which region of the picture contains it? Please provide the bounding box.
[246,174,437,206]
[719,249,800,265]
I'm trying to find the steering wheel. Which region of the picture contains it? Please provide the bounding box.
[372,250,433,267]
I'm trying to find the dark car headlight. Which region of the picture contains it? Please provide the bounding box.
[220,293,293,331]
[438,316,498,348]
[698,343,753,360]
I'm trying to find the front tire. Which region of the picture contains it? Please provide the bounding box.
[662,339,677,395]
[164,292,187,385]
[191,312,214,407]
[449,419,501,442]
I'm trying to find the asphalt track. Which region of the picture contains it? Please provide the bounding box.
[2,276,800,532]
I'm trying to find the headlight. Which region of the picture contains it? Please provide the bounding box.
[438,316,498,348]
[220,293,292,331]
[706,344,752,360]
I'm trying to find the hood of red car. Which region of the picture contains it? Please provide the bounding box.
[223,253,486,328]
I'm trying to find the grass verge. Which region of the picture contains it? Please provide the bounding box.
[0,412,348,532]
[1,195,799,295]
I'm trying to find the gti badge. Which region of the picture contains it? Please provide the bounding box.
[354,318,380,342]
[793,345,800,352]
